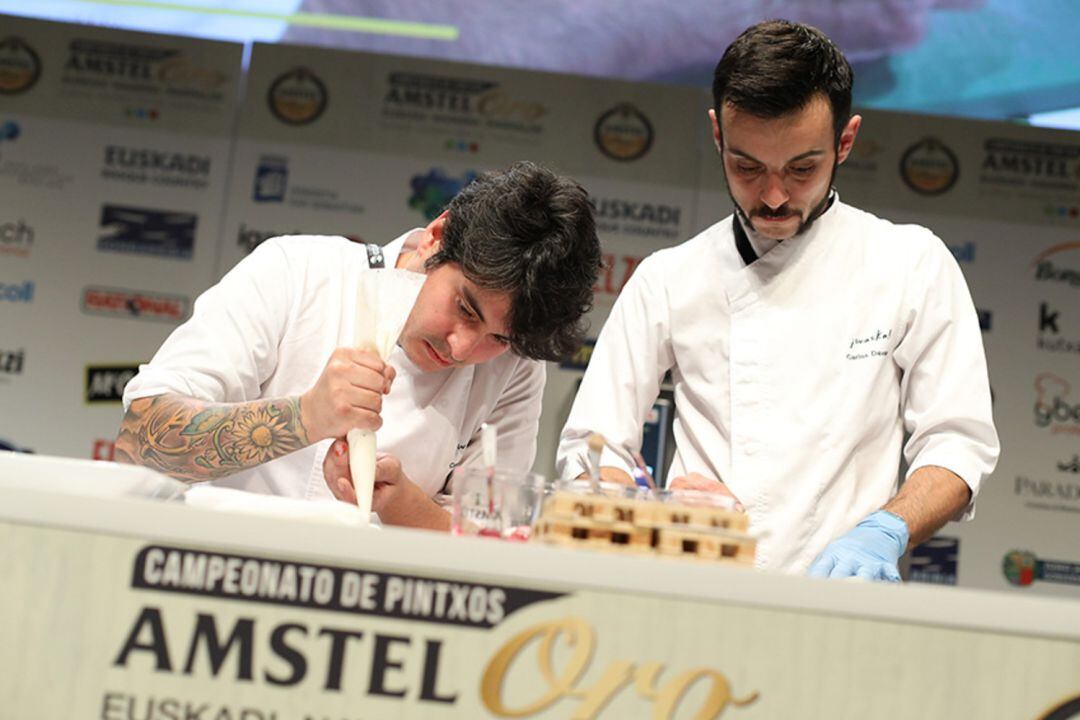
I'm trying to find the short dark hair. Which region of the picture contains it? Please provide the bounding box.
[427,161,601,362]
[712,19,853,145]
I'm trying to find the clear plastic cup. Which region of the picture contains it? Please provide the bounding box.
[450,466,550,541]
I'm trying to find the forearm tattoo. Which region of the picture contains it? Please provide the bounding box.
[114,394,311,482]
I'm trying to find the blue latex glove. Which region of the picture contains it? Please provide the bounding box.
[807,510,910,582]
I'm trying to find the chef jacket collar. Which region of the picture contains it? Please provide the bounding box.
[733,190,837,266]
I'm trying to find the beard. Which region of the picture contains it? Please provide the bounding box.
[727,158,839,240]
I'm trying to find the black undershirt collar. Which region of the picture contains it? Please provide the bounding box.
[733,190,836,267]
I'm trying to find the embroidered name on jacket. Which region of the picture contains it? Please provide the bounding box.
[846,329,893,360]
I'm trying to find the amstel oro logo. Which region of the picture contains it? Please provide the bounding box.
[268,67,327,125]
[594,103,654,162]
[0,37,41,95]
[481,616,758,718]
[1002,549,1038,587]
[900,137,959,195]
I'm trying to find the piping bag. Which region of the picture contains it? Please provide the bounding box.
[349,268,425,525]
[481,423,497,514]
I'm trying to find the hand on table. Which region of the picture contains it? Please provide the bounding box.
[668,472,745,512]
[807,510,910,582]
[300,348,395,442]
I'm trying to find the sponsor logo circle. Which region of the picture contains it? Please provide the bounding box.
[267,67,327,126]
[594,103,653,162]
[0,37,42,95]
[900,137,959,195]
[1002,549,1037,587]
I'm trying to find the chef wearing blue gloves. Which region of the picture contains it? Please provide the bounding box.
[807,511,909,582]
[558,20,999,579]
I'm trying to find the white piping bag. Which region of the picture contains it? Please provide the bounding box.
[481,423,497,515]
[348,268,425,525]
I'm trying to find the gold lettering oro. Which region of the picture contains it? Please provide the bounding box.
[480,617,759,719]
[478,90,547,121]
[480,616,593,716]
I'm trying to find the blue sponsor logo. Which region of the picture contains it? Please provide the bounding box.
[97,204,197,259]
[253,155,288,202]
[0,120,19,142]
[0,280,33,303]
[408,167,478,221]
[909,536,958,585]
[947,241,974,263]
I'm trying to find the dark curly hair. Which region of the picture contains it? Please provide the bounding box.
[425,161,601,362]
[713,19,854,146]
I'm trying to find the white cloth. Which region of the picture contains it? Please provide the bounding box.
[557,199,999,573]
[124,231,545,500]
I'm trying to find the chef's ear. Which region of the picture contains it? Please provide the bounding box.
[417,211,448,260]
[708,108,723,155]
[836,114,862,166]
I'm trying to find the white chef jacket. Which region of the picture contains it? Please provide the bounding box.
[557,198,999,573]
[123,231,545,500]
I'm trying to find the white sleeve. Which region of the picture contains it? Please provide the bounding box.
[893,231,1000,520]
[556,255,675,480]
[453,359,545,478]
[122,238,295,409]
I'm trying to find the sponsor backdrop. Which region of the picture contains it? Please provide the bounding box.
[0,15,243,460]
[2,15,1078,598]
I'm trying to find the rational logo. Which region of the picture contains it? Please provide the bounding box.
[82,286,191,323]
[86,364,140,404]
[0,37,41,95]
[97,204,197,259]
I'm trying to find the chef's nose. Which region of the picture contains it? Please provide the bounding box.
[448,324,482,362]
[761,174,789,209]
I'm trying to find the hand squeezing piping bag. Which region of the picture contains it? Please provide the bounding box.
[348,268,424,525]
